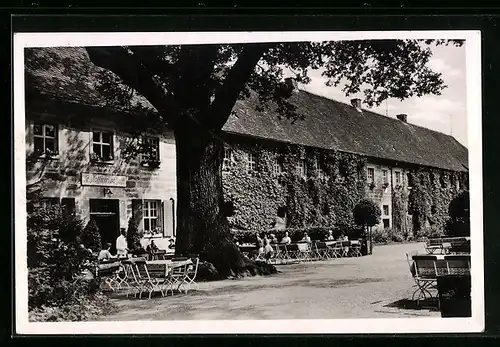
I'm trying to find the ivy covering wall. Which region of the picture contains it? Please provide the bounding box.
[393,168,468,237]
[222,138,367,233]
[223,136,469,238]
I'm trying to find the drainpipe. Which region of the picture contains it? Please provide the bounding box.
[170,197,175,237]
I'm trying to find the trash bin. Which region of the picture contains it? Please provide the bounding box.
[437,275,471,318]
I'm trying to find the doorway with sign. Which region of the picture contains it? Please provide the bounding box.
[90,199,120,254]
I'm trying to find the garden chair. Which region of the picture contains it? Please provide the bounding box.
[445,255,471,276]
[328,241,343,258]
[121,261,145,299]
[297,242,314,262]
[184,257,200,291]
[406,252,438,307]
[165,260,190,295]
[285,244,301,263]
[349,241,362,257]
[341,241,350,257]
[135,260,166,299]
[96,261,122,291]
[314,242,330,260]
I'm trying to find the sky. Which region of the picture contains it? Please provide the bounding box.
[294,43,468,147]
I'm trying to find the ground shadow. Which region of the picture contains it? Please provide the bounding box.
[384,298,440,312]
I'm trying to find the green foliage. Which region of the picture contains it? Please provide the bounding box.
[81,219,102,253]
[407,168,464,235]
[27,205,108,320]
[414,225,446,240]
[353,198,381,227]
[126,217,143,254]
[223,141,366,232]
[447,190,470,237]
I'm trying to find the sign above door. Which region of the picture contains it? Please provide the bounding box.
[81,173,127,187]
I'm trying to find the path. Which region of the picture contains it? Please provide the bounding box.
[99,242,440,320]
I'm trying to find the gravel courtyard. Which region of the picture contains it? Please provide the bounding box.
[99,242,440,320]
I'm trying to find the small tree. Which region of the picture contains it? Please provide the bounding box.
[126,217,143,255]
[447,190,470,237]
[81,218,102,253]
[353,199,381,254]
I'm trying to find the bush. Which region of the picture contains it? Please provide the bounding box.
[27,204,112,321]
[126,218,143,255]
[81,219,102,253]
[371,228,389,243]
[414,225,445,240]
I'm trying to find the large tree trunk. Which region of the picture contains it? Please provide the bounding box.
[173,127,276,278]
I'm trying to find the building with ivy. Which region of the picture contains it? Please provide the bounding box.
[24,47,469,248]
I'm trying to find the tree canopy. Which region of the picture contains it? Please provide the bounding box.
[353,198,382,228]
[86,39,464,132]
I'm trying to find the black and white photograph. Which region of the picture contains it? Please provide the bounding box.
[13,30,483,334]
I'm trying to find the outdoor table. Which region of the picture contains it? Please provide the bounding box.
[412,254,470,260]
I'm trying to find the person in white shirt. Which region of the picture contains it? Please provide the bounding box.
[98,242,113,261]
[280,231,292,245]
[115,229,128,258]
[326,230,334,241]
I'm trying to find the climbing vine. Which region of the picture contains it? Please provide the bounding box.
[222,138,366,234]
[404,167,467,237]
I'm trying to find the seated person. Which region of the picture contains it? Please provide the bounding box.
[264,238,274,260]
[280,232,292,245]
[256,234,265,254]
[301,232,312,244]
[167,238,176,250]
[269,233,278,244]
[98,242,113,261]
[326,230,334,241]
[146,239,159,255]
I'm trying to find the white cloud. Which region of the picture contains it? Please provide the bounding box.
[427,57,463,77]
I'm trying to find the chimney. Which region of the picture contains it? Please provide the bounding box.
[396,114,408,122]
[284,77,299,92]
[350,98,362,110]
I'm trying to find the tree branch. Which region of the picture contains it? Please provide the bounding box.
[208,43,272,130]
[86,46,180,126]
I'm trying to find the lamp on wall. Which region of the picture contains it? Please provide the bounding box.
[103,187,113,197]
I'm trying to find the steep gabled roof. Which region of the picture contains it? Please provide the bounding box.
[25,46,468,172]
[225,91,469,172]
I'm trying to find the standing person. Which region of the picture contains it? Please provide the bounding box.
[264,237,274,261]
[115,228,128,258]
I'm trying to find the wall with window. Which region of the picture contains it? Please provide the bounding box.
[364,162,395,230]
[25,107,177,240]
